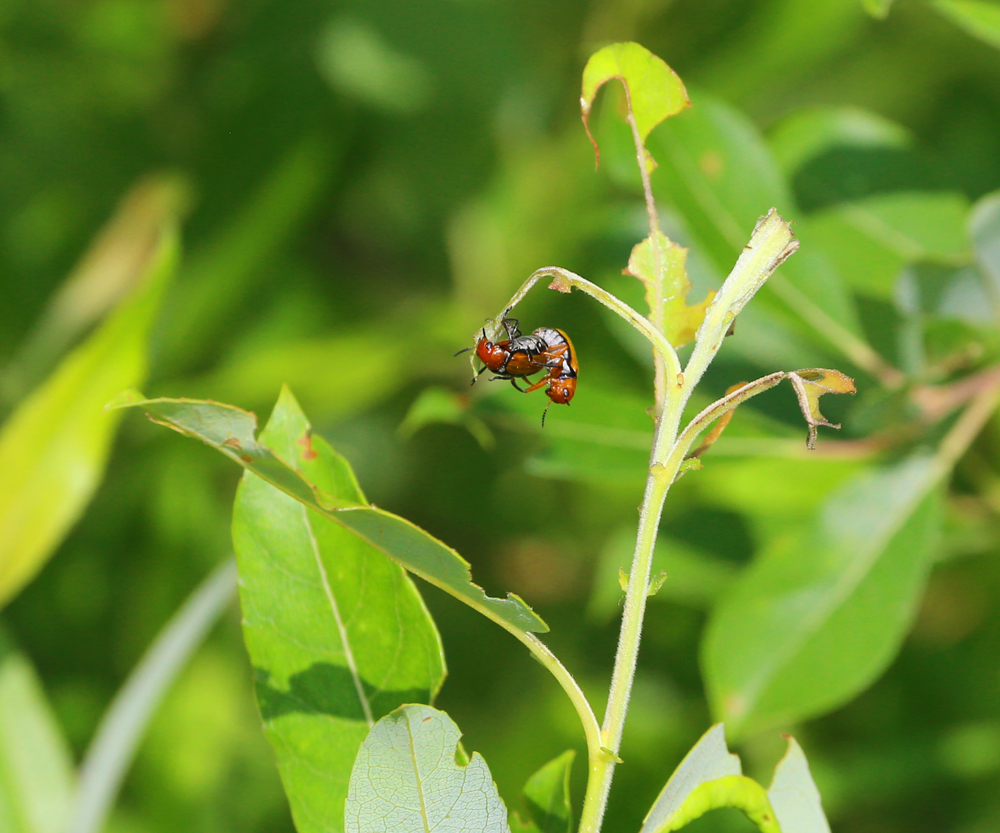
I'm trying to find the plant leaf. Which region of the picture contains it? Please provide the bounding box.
[704,453,945,738]
[344,704,510,833]
[767,737,831,833]
[511,751,575,833]
[0,630,75,833]
[641,724,741,833]
[69,561,237,833]
[0,227,176,610]
[232,387,445,833]
[114,393,548,634]
[862,0,896,19]
[581,42,690,170]
[624,233,714,347]
[786,369,857,449]
[970,190,1000,306]
[933,0,1000,49]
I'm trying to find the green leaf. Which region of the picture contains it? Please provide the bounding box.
[0,227,176,610]
[767,106,910,177]
[862,0,896,19]
[115,392,548,634]
[69,561,238,833]
[704,453,945,738]
[232,388,445,833]
[807,192,971,299]
[642,725,828,833]
[400,386,495,450]
[510,751,574,833]
[344,705,510,833]
[767,737,831,833]
[640,724,743,833]
[933,0,1000,49]
[648,94,864,342]
[970,190,1000,305]
[0,630,75,833]
[581,42,690,170]
[624,233,714,347]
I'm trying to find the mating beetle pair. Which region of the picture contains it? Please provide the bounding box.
[457,316,578,424]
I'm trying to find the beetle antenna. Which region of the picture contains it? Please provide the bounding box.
[541,401,552,428]
[453,346,473,357]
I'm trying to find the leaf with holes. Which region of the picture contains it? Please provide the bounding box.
[345,705,510,833]
[624,233,714,347]
[581,41,689,171]
[232,387,445,833]
[113,390,548,635]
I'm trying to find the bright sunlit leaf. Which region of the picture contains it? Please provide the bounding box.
[0,630,75,833]
[114,391,549,635]
[767,737,831,833]
[934,0,1000,49]
[0,228,175,609]
[233,388,445,833]
[581,42,690,170]
[345,705,510,833]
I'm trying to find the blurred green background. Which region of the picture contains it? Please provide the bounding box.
[3,1,1000,832]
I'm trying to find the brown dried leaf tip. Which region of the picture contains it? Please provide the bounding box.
[787,369,857,450]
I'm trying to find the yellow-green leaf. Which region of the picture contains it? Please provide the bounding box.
[787,369,857,450]
[0,228,176,609]
[624,232,715,347]
[934,0,1000,50]
[581,42,690,170]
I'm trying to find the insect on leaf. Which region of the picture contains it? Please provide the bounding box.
[344,705,510,833]
[581,42,690,171]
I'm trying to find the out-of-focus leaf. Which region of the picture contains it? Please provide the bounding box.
[933,0,1000,49]
[767,106,910,177]
[344,705,510,833]
[160,134,339,374]
[970,190,1000,305]
[317,16,432,114]
[232,388,445,833]
[589,527,737,620]
[624,233,714,347]
[400,386,495,450]
[704,453,945,738]
[510,751,574,833]
[1,175,188,406]
[808,192,971,299]
[0,630,75,833]
[115,391,548,634]
[648,94,865,344]
[581,42,690,170]
[786,369,856,449]
[767,737,831,833]
[862,0,896,19]
[640,724,742,833]
[0,229,176,610]
[69,560,237,833]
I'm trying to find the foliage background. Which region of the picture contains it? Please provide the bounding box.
[3,1,1000,832]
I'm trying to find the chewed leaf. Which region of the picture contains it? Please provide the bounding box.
[641,725,741,833]
[787,369,857,449]
[767,737,831,833]
[581,42,689,170]
[115,393,548,635]
[345,705,510,833]
[624,233,714,347]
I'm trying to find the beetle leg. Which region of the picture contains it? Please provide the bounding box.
[522,377,549,394]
